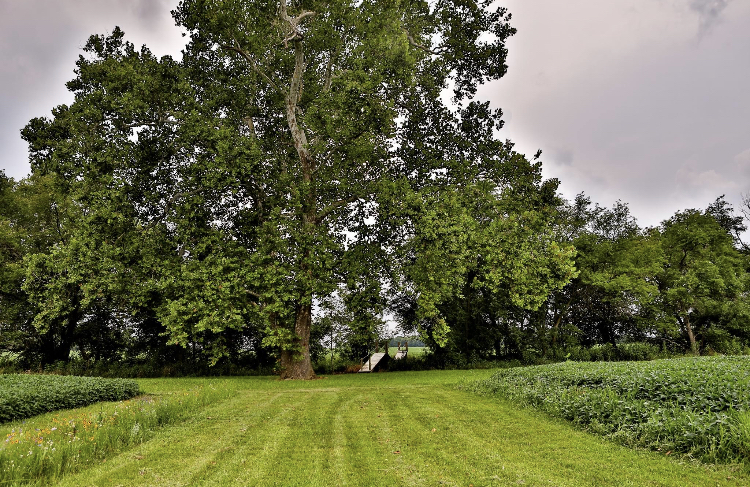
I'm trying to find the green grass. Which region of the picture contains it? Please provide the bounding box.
[0,379,239,486]
[1,370,744,486]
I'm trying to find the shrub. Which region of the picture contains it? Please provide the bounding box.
[565,346,591,362]
[616,342,659,361]
[587,343,617,362]
[703,329,744,355]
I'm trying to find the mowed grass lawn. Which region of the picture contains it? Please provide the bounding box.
[38,370,748,487]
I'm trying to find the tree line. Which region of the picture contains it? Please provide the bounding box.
[1,1,748,377]
[396,193,750,366]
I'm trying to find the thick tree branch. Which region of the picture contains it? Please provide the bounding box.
[316,196,359,224]
[220,38,282,94]
[402,28,446,55]
[279,0,315,47]
[285,39,313,176]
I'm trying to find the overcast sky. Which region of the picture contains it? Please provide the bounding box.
[1,0,748,229]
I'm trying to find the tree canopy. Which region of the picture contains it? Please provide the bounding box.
[3,2,748,375]
[12,0,578,378]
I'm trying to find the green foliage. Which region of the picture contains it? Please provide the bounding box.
[13,0,581,379]
[0,375,140,423]
[502,194,750,363]
[473,356,750,463]
[7,1,746,375]
[654,209,748,355]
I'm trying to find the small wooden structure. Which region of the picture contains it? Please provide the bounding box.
[358,339,390,373]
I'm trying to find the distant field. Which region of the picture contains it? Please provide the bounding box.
[388,346,426,357]
[2,369,748,486]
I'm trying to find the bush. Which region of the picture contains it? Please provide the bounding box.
[587,343,617,362]
[0,374,141,423]
[32,358,274,378]
[313,354,362,375]
[562,342,661,363]
[385,354,431,372]
[565,346,591,362]
[616,342,660,361]
[703,328,744,355]
[0,353,20,374]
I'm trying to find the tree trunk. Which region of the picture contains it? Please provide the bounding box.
[278,13,317,379]
[279,303,316,379]
[684,313,698,356]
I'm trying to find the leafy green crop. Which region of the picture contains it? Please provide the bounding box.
[0,374,140,423]
[471,356,750,463]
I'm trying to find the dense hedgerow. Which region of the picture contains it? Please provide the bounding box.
[469,356,750,463]
[0,374,141,423]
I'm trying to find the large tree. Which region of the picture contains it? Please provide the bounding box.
[655,209,748,355]
[0,173,106,365]
[23,0,576,378]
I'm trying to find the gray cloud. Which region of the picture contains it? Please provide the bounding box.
[736,149,750,177]
[550,149,574,167]
[487,0,750,228]
[132,0,169,23]
[689,0,732,37]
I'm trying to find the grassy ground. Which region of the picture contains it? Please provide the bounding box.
[9,370,739,487]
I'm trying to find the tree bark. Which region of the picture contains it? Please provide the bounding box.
[277,27,319,379]
[40,308,78,366]
[683,312,698,356]
[279,303,315,379]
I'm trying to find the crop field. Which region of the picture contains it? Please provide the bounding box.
[2,368,749,486]
[471,356,750,464]
[0,375,141,423]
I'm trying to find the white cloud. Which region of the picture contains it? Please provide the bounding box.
[675,160,738,198]
[735,148,750,175]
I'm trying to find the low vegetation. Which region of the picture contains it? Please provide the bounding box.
[1,370,749,486]
[0,379,238,486]
[469,356,750,464]
[0,375,140,423]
